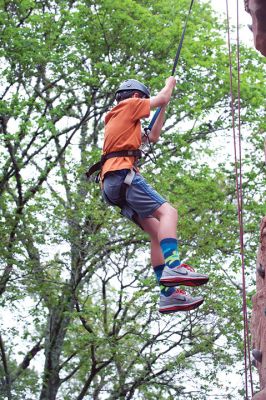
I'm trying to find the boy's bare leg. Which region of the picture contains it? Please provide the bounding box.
[136,216,164,266]
[136,213,205,313]
[136,202,178,265]
[138,202,209,288]
[150,203,178,242]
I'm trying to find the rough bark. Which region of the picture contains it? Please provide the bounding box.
[245,0,266,56]
[251,217,266,399]
[252,387,266,400]
[39,297,75,400]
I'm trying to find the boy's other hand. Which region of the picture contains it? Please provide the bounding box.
[165,76,176,89]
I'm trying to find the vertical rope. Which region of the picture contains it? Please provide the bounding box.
[236,1,254,396]
[147,0,195,132]
[225,0,253,398]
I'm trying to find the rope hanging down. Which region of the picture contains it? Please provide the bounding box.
[146,0,195,132]
[225,1,253,398]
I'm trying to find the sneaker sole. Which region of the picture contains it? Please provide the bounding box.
[160,276,209,287]
[159,298,204,314]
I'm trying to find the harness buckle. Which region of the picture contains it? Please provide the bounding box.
[124,169,135,186]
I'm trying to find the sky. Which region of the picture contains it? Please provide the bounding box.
[210,0,254,48]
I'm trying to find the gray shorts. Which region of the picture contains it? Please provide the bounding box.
[102,169,166,225]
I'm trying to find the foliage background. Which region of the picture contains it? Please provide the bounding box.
[0,0,265,399]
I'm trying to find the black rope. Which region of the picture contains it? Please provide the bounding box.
[147,0,195,132]
[171,0,195,76]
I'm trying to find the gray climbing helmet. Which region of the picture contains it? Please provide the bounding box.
[115,79,150,98]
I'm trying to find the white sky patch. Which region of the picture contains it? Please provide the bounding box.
[209,0,254,48]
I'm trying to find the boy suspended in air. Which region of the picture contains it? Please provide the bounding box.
[99,77,209,313]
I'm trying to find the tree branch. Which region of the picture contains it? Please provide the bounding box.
[0,333,12,400]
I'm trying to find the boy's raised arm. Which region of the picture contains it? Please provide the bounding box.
[150,76,176,109]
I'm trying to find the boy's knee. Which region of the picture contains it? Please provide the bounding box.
[154,202,178,219]
[167,204,178,219]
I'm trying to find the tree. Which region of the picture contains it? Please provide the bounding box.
[0,0,265,399]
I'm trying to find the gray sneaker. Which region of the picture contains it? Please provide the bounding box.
[159,289,204,314]
[160,263,209,287]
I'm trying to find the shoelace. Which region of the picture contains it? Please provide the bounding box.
[180,263,195,272]
[175,288,186,295]
[166,254,195,272]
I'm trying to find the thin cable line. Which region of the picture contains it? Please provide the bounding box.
[225,1,253,398]
[236,1,254,396]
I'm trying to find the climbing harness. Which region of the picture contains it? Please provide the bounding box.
[85,149,141,181]
[86,150,140,211]
[103,169,136,211]
[225,0,253,398]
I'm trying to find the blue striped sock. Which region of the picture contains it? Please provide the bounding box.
[153,264,175,297]
[160,238,180,269]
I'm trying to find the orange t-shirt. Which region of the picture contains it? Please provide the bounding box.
[101,98,150,179]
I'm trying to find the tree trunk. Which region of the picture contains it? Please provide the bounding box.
[244,0,266,56]
[39,296,75,400]
[251,217,266,399]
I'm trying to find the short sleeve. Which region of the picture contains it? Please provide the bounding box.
[129,98,150,121]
